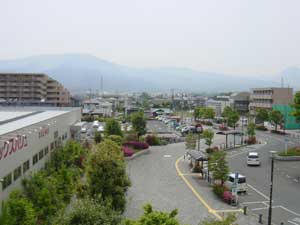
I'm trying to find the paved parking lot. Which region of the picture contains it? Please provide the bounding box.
[146,120,172,133]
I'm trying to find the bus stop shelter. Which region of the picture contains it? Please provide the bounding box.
[216,130,244,149]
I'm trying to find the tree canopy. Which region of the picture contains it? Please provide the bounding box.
[290,91,300,124]
[131,111,147,138]
[255,108,269,124]
[185,132,197,150]
[123,204,180,225]
[105,119,123,137]
[208,151,229,185]
[202,129,214,148]
[87,139,130,212]
[269,110,283,131]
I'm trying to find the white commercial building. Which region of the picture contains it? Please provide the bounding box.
[0,107,81,205]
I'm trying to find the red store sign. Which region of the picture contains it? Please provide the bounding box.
[0,135,28,161]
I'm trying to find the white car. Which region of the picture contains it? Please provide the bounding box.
[97,126,104,132]
[92,120,100,128]
[247,152,260,166]
[80,127,87,133]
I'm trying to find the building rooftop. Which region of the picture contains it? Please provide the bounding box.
[0,107,78,136]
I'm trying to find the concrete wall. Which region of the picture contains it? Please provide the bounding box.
[0,108,81,203]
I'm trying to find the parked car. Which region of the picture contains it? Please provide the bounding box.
[80,127,87,133]
[225,173,247,193]
[92,120,100,128]
[247,152,260,166]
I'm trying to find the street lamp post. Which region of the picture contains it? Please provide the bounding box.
[268,151,276,225]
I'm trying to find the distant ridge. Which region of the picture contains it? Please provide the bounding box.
[0,53,291,94]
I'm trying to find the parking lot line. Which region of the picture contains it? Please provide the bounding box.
[247,183,270,200]
[175,157,222,220]
[280,206,300,217]
[288,220,300,225]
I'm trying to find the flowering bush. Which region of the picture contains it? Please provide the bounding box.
[246,136,256,145]
[124,141,149,150]
[122,146,134,157]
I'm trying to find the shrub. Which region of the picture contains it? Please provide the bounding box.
[145,135,161,146]
[278,147,300,156]
[160,139,168,145]
[213,184,228,198]
[124,141,149,150]
[206,146,219,154]
[122,146,134,157]
[124,132,138,142]
[256,125,268,131]
[106,135,123,146]
[223,191,235,204]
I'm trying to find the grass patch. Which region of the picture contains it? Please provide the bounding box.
[278,147,300,156]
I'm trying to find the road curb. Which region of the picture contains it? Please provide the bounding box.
[273,154,300,161]
[125,148,150,161]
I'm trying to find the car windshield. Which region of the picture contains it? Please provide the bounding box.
[248,155,258,159]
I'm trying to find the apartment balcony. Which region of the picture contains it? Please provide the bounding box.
[249,102,272,109]
[250,94,273,100]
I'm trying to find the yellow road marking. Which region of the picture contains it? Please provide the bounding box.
[214,209,244,213]
[175,156,223,220]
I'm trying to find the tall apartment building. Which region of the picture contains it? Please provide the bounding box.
[0,73,71,106]
[249,87,293,112]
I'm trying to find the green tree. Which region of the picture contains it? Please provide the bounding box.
[255,108,269,124]
[185,132,197,150]
[0,191,37,225]
[105,119,123,137]
[200,214,237,225]
[247,122,256,137]
[204,107,215,120]
[123,204,180,225]
[208,151,229,185]
[106,135,124,146]
[22,172,64,221]
[269,109,284,131]
[52,198,121,225]
[87,140,130,212]
[94,131,102,144]
[228,110,240,129]
[131,111,147,139]
[202,129,214,148]
[290,91,300,129]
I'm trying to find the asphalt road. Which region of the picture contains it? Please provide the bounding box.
[228,131,300,225]
[124,143,212,225]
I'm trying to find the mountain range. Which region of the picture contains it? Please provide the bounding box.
[0,54,298,94]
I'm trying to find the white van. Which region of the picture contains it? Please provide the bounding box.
[247,152,260,166]
[225,173,247,193]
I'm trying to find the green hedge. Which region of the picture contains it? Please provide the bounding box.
[278,147,300,156]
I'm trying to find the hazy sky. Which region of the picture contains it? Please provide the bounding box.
[1,0,300,76]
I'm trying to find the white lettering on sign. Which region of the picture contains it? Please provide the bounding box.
[0,135,28,161]
[39,127,49,138]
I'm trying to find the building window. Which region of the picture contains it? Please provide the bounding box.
[2,173,12,190]
[50,142,54,150]
[33,154,38,165]
[23,160,30,173]
[39,150,44,160]
[54,131,58,139]
[65,132,68,139]
[45,146,49,155]
[13,166,22,181]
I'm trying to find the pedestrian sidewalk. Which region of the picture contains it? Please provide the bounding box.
[177,158,260,225]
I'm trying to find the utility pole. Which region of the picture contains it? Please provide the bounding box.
[268,151,276,225]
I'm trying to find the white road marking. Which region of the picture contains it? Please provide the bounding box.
[242,201,269,205]
[294,179,299,183]
[287,175,291,178]
[247,183,270,200]
[280,206,300,217]
[288,220,300,225]
[163,155,172,158]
